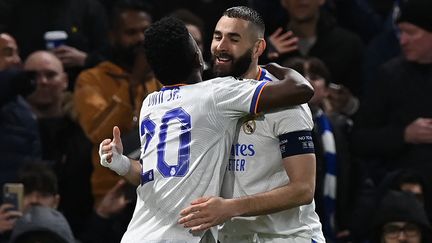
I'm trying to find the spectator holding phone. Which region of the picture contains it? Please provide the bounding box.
[0,33,41,207]
[0,204,21,237]
[266,0,363,116]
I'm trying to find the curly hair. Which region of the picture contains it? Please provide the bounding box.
[143,17,196,85]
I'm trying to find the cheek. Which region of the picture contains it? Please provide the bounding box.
[119,35,133,47]
[40,197,56,207]
[210,42,218,54]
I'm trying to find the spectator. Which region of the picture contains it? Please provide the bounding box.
[351,0,432,218]
[285,57,354,241]
[0,0,110,88]
[73,0,154,204]
[371,190,431,243]
[171,9,212,79]
[17,163,60,212]
[9,206,75,243]
[269,0,363,116]
[0,163,59,243]
[362,2,401,92]
[23,51,93,237]
[0,34,40,198]
[0,33,21,70]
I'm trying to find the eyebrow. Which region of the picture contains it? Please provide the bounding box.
[213,30,241,39]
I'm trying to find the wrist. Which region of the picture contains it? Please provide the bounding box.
[227,198,246,217]
[111,154,131,176]
[96,206,111,219]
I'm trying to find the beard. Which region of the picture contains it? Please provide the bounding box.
[212,48,253,78]
[111,42,143,71]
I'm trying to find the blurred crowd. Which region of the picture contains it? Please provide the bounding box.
[0,0,431,242]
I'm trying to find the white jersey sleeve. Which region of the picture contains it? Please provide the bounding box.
[270,104,314,136]
[210,77,269,116]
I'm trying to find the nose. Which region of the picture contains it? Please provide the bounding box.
[399,32,408,47]
[12,54,21,65]
[36,72,49,85]
[136,31,145,43]
[24,192,42,210]
[216,37,229,52]
[397,231,407,241]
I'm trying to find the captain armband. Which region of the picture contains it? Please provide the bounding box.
[279,130,315,158]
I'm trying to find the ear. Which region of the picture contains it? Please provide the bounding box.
[61,72,68,91]
[53,194,60,209]
[194,49,204,71]
[253,39,266,59]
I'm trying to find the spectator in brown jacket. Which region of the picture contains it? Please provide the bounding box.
[74,0,159,204]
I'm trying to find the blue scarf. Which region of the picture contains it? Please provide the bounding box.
[315,109,337,241]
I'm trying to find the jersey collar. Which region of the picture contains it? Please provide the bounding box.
[160,84,188,91]
[256,67,268,81]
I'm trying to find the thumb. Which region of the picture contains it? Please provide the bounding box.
[113,126,121,144]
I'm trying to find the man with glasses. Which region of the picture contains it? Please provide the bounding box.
[373,191,431,243]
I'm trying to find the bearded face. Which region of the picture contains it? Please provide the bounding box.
[212,47,253,78]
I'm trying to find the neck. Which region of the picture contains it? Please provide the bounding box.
[185,70,202,84]
[288,15,319,38]
[240,60,260,80]
[31,103,63,119]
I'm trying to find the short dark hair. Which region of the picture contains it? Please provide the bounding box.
[171,9,205,37]
[222,6,265,37]
[18,163,58,195]
[109,0,153,29]
[143,17,196,84]
[283,57,331,85]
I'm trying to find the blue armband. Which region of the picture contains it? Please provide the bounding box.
[279,130,315,158]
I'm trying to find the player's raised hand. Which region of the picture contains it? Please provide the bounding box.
[99,126,130,176]
[178,196,235,232]
[112,126,124,155]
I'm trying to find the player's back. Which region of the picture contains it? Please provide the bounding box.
[121,76,268,243]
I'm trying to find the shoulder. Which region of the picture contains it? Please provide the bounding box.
[206,76,236,85]
[76,61,124,84]
[266,104,314,128]
[260,68,278,82]
[379,56,406,80]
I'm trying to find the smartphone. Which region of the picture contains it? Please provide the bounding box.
[3,183,24,212]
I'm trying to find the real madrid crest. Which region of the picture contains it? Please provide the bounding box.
[242,119,256,135]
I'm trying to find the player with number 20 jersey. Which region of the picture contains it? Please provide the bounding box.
[121,77,268,243]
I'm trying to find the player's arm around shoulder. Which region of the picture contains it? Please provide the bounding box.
[257,63,314,113]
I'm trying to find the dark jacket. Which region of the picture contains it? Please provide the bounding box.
[0,0,109,88]
[0,97,41,195]
[276,10,364,96]
[352,57,432,173]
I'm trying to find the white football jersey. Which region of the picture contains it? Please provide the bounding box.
[121,77,268,243]
[219,68,325,242]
